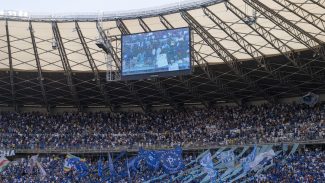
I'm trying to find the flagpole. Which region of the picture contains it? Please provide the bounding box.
[126,155,132,183]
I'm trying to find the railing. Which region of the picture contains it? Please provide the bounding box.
[2,138,324,154]
[0,0,224,22]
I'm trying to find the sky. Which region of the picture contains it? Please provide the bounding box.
[1,0,184,14]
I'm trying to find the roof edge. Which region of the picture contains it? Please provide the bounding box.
[0,0,224,22]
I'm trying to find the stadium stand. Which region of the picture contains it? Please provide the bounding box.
[0,0,324,182]
[0,104,324,150]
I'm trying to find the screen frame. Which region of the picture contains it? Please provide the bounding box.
[121,27,191,80]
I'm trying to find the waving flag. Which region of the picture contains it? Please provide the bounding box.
[160,146,184,174]
[128,156,142,172]
[200,152,218,179]
[63,154,86,173]
[98,159,103,177]
[139,148,160,170]
[108,153,116,177]
[0,156,10,173]
[217,150,235,168]
[241,145,257,172]
[36,161,47,178]
[28,155,39,174]
[249,149,275,169]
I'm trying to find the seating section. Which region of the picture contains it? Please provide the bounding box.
[0,104,324,150]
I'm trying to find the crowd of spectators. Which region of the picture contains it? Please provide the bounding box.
[0,103,324,150]
[256,148,325,182]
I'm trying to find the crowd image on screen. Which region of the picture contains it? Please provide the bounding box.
[122,28,190,75]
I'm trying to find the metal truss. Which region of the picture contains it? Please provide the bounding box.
[225,1,312,77]
[96,22,122,77]
[273,0,325,33]
[29,21,48,107]
[51,21,80,108]
[97,21,148,112]
[138,18,151,33]
[309,0,325,10]
[202,6,303,94]
[159,15,237,106]
[5,20,16,106]
[244,0,325,61]
[75,21,113,110]
[180,10,277,103]
[116,18,130,35]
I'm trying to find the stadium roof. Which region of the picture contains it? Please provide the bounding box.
[0,0,324,110]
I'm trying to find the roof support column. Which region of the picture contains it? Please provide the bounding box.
[5,20,16,106]
[75,21,113,111]
[225,1,313,77]
[180,11,276,103]
[308,0,325,11]
[52,21,80,108]
[29,21,48,107]
[202,7,303,94]
[273,0,325,32]
[244,0,325,60]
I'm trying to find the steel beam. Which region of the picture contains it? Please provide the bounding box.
[225,1,311,76]
[138,17,152,32]
[75,21,113,110]
[96,22,121,75]
[5,20,16,106]
[244,0,325,60]
[202,7,303,94]
[51,21,80,107]
[116,18,130,35]
[192,49,241,104]
[180,11,276,103]
[273,0,325,33]
[97,21,148,112]
[29,21,48,107]
[309,0,325,10]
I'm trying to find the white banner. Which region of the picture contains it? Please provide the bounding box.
[249,149,275,169]
[0,150,15,157]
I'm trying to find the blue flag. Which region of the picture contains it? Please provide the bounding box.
[217,150,235,168]
[75,161,89,178]
[200,152,218,181]
[160,146,184,174]
[108,153,117,178]
[98,159,103,177]
[139,148,160,170]
[128,156,142,172]
[241,145,257,173]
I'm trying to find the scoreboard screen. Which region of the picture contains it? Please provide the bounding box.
[121,27,191,79]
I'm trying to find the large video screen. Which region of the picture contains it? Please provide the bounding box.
[121,27,191,79]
